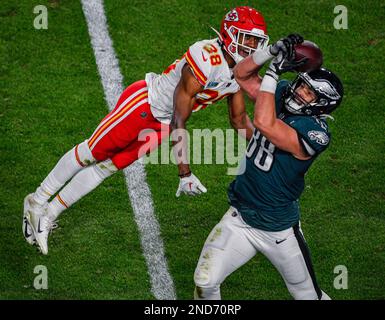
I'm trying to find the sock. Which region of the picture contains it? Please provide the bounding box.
[46,159,118,221]
[33,141,95,205]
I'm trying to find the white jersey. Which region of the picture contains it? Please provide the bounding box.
[145,39,240,124]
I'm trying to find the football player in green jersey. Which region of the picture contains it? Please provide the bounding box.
[193,34,344,300]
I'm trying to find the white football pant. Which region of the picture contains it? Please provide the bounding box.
[194,207,330,300]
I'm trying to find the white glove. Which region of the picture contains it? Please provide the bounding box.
[176,173,207,197]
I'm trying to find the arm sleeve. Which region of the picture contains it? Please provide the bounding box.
[184,42,212,86]
[289,117,331,156]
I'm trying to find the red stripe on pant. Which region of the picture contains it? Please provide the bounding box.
[88,80,170,170]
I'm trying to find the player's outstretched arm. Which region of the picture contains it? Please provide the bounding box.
[253,65,310,160]
[171,64,207,196]
[254,89,309,160]
[234,33,304,100]
[233,53,267,100]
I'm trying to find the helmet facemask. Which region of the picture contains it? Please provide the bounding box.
[215,7,269,64]
[285,72,340,116]
[225,26,269,63]
[285,79,319,115]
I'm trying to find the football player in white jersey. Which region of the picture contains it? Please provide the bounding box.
[23,6,271,254]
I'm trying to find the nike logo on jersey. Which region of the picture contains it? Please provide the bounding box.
[276,239,287,244]
[201,51,208,62]
[24,218,32,238]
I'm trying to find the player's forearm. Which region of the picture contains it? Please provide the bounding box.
[253,90,277,132]
[230,113,254,140]
[171,105,191,176]
[171,124,191,176]
[233,55,260,81]
[170,97,187,131]
[171,138,191,176]
[233,56,260,98]
[234,46,274,78]
[244,115,255,140]
[253,72,278,130]
[234,52,272,100]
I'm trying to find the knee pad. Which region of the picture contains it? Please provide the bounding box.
[76,140,96,166]
[194,264,221,300]
[94,159,118,179]
[194,254,223,290]
[194,267,210,288]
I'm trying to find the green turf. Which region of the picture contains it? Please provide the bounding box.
[1,0,384,300]
[0,0,152,299]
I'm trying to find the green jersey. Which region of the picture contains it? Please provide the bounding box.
[228,80,331,231]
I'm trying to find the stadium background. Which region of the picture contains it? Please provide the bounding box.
[0,0,384,299]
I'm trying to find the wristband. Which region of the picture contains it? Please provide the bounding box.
[252,46,274,66]
[260,74,278,94]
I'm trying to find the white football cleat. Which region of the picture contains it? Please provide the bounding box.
[23,194,37,245]
[24,194,57,255]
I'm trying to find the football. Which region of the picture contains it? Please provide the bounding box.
[293,40,323,72]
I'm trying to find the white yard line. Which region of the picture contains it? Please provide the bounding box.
[81,0,176,300]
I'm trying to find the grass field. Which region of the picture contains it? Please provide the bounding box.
[1,0,384,300]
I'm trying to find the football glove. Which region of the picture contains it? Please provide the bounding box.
[265,52,307,79]
[269,33,304,61]
[176,173,207,197]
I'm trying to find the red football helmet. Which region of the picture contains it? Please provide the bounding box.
[213,6,269,63]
